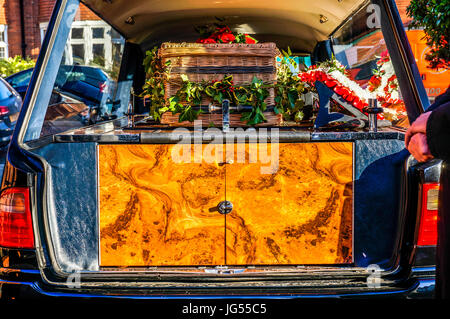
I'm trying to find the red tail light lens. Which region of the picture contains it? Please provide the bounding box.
[0,188,34,249]
[0,106,9,116]
[417,183,439,246]
[99,82,107,93]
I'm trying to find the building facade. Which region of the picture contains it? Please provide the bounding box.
[0,0,414,60]
[0,0,121,69]
[0,0,446,99]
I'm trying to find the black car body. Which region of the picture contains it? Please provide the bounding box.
[0,0,439,300]
[0,78,23,147]
[5,66,110,107]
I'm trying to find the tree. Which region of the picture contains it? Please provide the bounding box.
[407,0,450,69]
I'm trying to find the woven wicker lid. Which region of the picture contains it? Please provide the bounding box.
[159,42,279,58]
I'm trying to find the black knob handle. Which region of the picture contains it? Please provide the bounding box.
[217,201,233,215]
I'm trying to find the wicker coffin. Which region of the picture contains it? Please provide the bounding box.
[160,112,283,127]
[158,42,280,127]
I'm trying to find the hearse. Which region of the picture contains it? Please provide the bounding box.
[0,0,438,299]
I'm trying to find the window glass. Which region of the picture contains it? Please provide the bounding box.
[71,44,85,63]
[330,3,408,127]
[396,0,448,104]
[92,43,105,66]
[92,27,104,39]
[6,69,33,87]
[0,81,12,100]
[71,28,84,39]
[34,3,126,139]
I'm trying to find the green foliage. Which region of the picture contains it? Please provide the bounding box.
[240,77,270,125]
[142,46,310,125]
[407,0,450,69]
[171,74,271,125]
[0,56,35,78]
[141,46,171,121]
[316,54,347,74]
[275,49,308,122]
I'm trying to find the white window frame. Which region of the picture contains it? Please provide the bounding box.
[66,21,112,69]
[0,25,9,59]
[40,22,48,44]
[40,20,114,69]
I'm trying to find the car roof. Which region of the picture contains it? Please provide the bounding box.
[83,0,367,52]
[5,68,33,81]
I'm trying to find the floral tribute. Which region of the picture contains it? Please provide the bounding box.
[367,50,403,107]
[298,57,371,113]
[142,45,310,125]
[298,52,407,122]
[195,25,258,44]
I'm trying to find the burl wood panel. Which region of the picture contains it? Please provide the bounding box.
[98,144,226,266]
[225,142,353,265]
[99,142,353,267]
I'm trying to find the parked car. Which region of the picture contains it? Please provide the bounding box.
[4,68,33,99]
[0,77,22,148]
[0,0,438,300]
[5,65,111,107]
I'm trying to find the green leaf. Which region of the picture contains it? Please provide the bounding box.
[287,90,297,108]
[273,106,280,115]
[294,111,304,122]
[180,74,189,82]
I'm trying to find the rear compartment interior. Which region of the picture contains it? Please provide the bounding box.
[21,0,413,278]
[30,132,408,273]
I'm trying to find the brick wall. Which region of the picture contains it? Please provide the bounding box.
[1,0,99,59]
[39,0,55,23]
[0,0,6,25]
[3,0,40,59]
[4,0,23,58]
[39,1,100,22]
[0,0,415,60]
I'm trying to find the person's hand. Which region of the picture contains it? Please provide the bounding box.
[405,112,431,148]
[407,132,434,162]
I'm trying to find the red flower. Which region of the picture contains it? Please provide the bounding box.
[334,85,344,95]
[317,71,326,82]
[387,74,397,82]
[346,93,355,103]
[197,38,217,44]
[324,79,337,88]
[217,32,236,43]
[244,34,256,44]
[216,26,232,34]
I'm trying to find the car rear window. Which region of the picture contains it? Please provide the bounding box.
[6,69,33,88]
[331,4,408,127]
[0,80,13,100]
[22,1,125,141]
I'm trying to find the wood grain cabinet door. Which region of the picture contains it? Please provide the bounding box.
[225,142,353,265]
[98,142,353,267]
[98,144,226,266]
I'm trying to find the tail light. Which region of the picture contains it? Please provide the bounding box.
[417,183,439,246]
[99,82,107,93]
[0,105,9,116]
[0,187,34,249]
